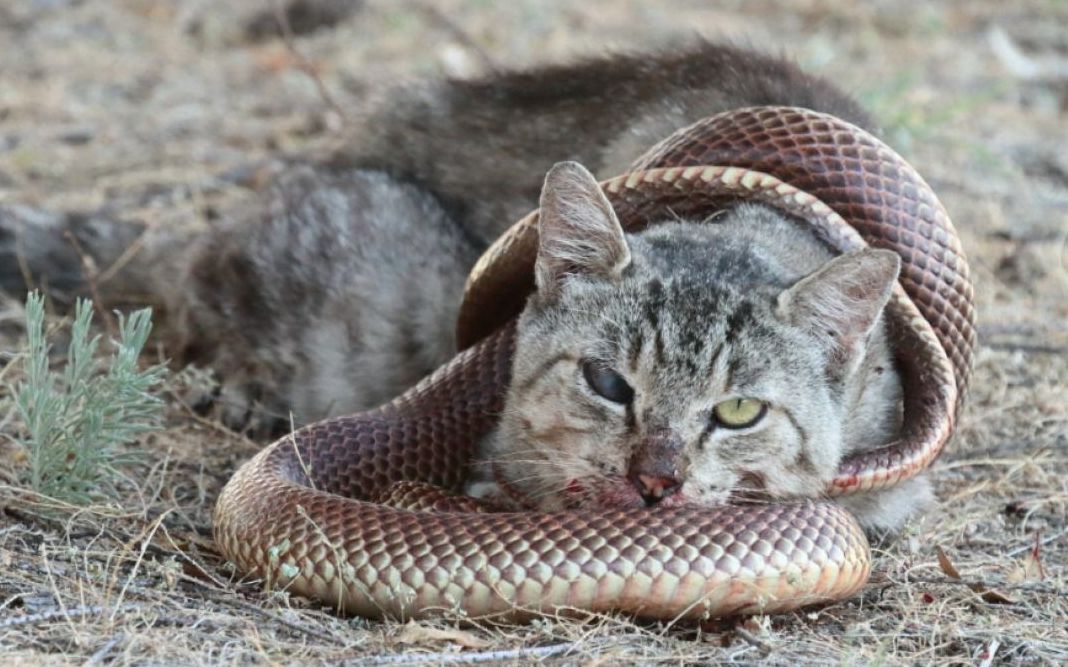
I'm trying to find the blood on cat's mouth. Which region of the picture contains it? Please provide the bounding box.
[562,475,695,510]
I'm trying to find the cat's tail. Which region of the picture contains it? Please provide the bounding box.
[0,203,190,315]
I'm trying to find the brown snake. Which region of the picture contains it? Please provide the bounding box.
[213,107,975,621]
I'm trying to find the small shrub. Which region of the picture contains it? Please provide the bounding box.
[11,292,166,504]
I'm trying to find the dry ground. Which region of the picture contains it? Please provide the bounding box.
[1,0,1066,664]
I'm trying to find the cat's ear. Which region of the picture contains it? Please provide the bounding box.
[535,161,631,297]
[776,248,900,371]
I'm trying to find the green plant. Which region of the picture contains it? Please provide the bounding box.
[12,292,166,503]
[860,70,1006,160]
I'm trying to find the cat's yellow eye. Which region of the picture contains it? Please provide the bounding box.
[713,398,767,429]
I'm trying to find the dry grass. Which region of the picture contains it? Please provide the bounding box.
[1,0,1066,664]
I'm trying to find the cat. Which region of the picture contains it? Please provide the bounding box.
[470,162,931,533]
[0,41,930,532]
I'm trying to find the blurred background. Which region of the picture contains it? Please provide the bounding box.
[2,0,1066,344]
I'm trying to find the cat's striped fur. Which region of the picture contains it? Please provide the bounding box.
[473,163,930,532]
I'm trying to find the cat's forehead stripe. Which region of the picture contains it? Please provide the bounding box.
[628,330,644,372]
[518,352,575,393]
[724,301,755,345]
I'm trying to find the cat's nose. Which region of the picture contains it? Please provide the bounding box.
[629,472,682,504]
[629,428,684,504]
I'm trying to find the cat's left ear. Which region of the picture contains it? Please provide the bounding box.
[776,248,900,373]
[535,161,631,298]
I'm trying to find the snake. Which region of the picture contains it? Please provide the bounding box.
[213,106,975,621]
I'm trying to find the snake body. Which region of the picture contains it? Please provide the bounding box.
[213,107,975,621]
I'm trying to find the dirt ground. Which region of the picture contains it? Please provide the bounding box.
[1,0,1066,665]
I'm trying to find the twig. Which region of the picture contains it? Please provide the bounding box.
[294,504,383,617]
[289,412,316,490]
[6,539,344,647]
[96,226,149,286]
[978,638,1000,667]
[1006,527,1068,557]
[2,502,197,565]
[0,602,141,629]
[272,0,346,122]
[12,219,35,293]
[983,341,1067,354]
[194,586,345,646]
[355,641,586,666]
[86,634,126,666]
[161,385,261,454]
[111,510,170,620]
[905,575,1066,597]
[733,625,773,657]
[417,3,498,74]
[978,322,1068,336]
[62,229,117,336]
[988,26,1068,81]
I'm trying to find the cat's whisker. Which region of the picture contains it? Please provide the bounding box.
[484,448,591,472]
[478,461,567,471]
[520,483,579,504]
[503,465,593,487]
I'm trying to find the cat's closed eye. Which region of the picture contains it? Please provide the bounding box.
[712,398,767,429]
[581,360,634,404]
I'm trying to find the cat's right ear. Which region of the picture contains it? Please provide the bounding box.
[776,248,900,376]
[535,161,631,299]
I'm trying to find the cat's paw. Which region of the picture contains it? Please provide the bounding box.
[214,377,288,438]
[174,365,285,438]
[838,474,936,535]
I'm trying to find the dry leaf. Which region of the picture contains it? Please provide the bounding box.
[1026,548,1045,579]
[0,441,27,467]
[936,546,961,579]
[1007,535,1046,584]
[977,588,1015,605]
[935,545,1014,605]
[396,620,491,649]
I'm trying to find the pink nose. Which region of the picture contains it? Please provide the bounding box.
[628,428,683,504]
[629,472,681,504]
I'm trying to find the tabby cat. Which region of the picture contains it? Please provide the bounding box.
[470,162,930,532]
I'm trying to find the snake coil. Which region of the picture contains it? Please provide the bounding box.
[214,107,975,621]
